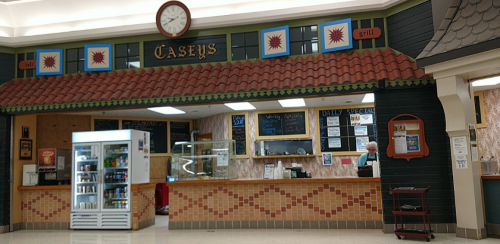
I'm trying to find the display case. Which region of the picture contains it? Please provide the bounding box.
[170,140,237,180]
[71,129,150,229]
[253,139,314,158]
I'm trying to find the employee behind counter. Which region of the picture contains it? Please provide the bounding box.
[357,142,379,177]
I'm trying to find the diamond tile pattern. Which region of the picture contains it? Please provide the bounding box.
[417,0,500,63]
[19,186,155,230]
[169,182,382,222]
[21,190,71,223]
[0,48,428,109]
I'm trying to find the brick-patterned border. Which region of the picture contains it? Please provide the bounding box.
[21,188,71,226]
[168,179,382,229]
[131,183,156,230]
[17,183,156,230]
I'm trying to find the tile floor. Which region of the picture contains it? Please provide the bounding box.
[0,216,498,244]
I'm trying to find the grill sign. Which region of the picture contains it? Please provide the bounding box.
[353,27,381,40]
[19,60,36,70]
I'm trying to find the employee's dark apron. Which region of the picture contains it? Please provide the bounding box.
[357,156,375,177]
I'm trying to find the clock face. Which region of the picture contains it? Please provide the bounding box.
[156,1,191,38]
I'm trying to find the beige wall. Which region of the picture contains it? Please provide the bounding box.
[13,114,37,224]
[477,88,500,167]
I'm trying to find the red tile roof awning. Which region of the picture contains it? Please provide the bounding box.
[0,48,430,113]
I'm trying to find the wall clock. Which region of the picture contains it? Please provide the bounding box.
[156,1,191,38]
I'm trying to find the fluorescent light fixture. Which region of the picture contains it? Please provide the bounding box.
[224,102,256,111]
[472,76,500,87]
[147,106,186,115]
[278,98,305,107]
[362,93,374,103]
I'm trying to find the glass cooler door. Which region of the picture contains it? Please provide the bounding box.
[102,141,131,211]
[72,143,100,211]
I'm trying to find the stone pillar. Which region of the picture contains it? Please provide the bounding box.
[436,75,486,239]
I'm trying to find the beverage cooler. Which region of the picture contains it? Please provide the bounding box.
[70,129,150,229]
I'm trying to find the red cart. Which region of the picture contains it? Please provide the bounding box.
[390,185,435,242]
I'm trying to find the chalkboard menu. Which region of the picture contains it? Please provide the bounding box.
[230,114,247,155]
[317,107,376,152]
[170,121,191,153]
[122,120,168,153]
[94,119,119,131]
[257,111,307,137]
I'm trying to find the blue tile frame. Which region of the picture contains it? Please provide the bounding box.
[320,18,352,53]
[260,25,290,59]
[36,49,63,76]
[84,44,113,72]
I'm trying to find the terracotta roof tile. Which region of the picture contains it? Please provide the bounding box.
[119,89,134,100]
[0,48,430,109]
[53,93,66,104]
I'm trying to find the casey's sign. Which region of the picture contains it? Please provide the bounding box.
[144,35,227,67]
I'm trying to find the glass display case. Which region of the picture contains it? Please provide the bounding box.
[254,139,313,157]
[170,140,237,180]
[71,129,150,229]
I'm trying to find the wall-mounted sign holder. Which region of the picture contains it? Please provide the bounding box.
[387,114,429,161]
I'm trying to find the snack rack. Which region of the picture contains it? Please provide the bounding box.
[390,185,434,242]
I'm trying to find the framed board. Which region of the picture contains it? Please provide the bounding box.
[386,114,429,161]
[474,91,486,128]
[316,105,376,155]
[228,112,249,158]
[122,120,168,153]
[255,109,309,140]
[93,119,119,131]
[170,121,191,153]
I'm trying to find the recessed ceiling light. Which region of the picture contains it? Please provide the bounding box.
[147,106,186,115]
[224,102,256,111]
[278,98,305,107]
[472,76,500,87]
[362,93,374,103]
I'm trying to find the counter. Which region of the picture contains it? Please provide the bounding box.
[481,175,500,237]
[168,177,382,229]
[17,183,156,230]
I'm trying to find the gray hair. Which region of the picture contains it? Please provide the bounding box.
[366,141,378,150]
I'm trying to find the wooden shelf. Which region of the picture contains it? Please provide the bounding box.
[252,155,316,159]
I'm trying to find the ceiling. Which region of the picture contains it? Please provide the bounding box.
[71,94,370,119]
[0,0,407,47]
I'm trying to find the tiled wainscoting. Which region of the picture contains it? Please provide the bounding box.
[19,186,72,230]
[168,178,382,229]
[17,183,156,231]
[131,183,156,230]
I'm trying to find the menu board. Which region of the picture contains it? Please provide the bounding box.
[318,107,376,152]
[257,111,306,136]
[231,114,247,155]
[170,121,191,152]
[94,119,119,131]
[122,120,168,153]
